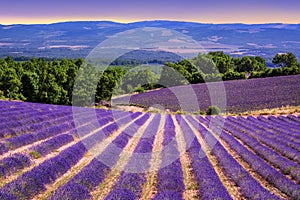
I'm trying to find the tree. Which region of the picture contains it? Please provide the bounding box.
[64,61,79,104]
[272,52,298,68]
[21,71,39,102]
[72,63,100,106]
[208,51,234,74]
[165,62,193,84]
[236,56,266,72]
[159,65,188,87]
[191,53,218,74]
[222,70,245,80]
[96,67,126,101]
[0,67,24,100]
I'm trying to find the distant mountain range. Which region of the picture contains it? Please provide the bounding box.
[0,20,299,64]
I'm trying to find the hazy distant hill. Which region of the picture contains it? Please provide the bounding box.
[0,20,299,62]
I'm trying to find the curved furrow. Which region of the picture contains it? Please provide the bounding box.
[186,115,281,200]
[244,116,300,147]
[176,115,232,200]
[207,117,297,199]
[48,112,147,200]
[213,116,300,183]
[104,114,161,199]
[34,112,142,200]
[0,111,142,199]
[151,114,185,200]
[226,116,300,164]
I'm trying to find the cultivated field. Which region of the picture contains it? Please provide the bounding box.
[114,74,300,113]
[0,100,300,199]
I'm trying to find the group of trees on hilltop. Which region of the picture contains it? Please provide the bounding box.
[272,52,298,68]
[0,51,299,105]
[164,52,300,85]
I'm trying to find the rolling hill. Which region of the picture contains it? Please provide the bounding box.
[1,20,300,63]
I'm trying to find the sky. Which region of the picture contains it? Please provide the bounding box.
[0,0,299,25]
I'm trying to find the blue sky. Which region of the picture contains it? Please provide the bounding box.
[0,0,299,24]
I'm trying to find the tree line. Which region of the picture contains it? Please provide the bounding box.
[164,52,300,86]
[0,57,157,105]
[0,52,299,105]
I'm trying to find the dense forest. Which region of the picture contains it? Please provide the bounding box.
[0,52,299,105]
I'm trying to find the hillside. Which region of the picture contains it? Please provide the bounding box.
[113,74,300,113]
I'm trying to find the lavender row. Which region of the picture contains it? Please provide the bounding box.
[0,103,110,138]
[257,116,300,139]
[186,115,280,200]
[0,100,73,112]
[249,115,300,138]
[80,112,142,148]
[287,114,300,124]
[49,159,108,200]
[237,116,300,153]
[98,113,150,171]
[176,115,232,200]
[0,153,31,178]
[0,106,69,125]
[258,115,300,133]
[268,116,300,133]
[50,113,149,200]
[29,134,74,157]
[247,116,300,145]
[0,121,73,155]
[0,111,74,139]
[0,142,87,200]
[210,117,300,199]
[106,114,161,199]
[0,109,116,155]
[153,115,185,200]
[0,107,43,118]
[0,109,52,126]
[51,111,143,200]
[0,101,109,132]
[0,106,105,139]
[0,101,69,122]
[277,115,300,127]
[226,116,300,164]
[212,116,300,182]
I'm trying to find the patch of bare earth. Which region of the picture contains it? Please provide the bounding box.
[114,105,145,113]
[227,105,300,117]
[140,114,166,200]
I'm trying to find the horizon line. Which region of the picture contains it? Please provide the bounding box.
[1,19,300,26]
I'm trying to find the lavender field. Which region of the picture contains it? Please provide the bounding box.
[0,100,300,199]
[114,74,300,113]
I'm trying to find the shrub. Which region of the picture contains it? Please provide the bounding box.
[206,106,221,115]
[134,87,145,93]
[29,151,42,159]
[198,110,206,115]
